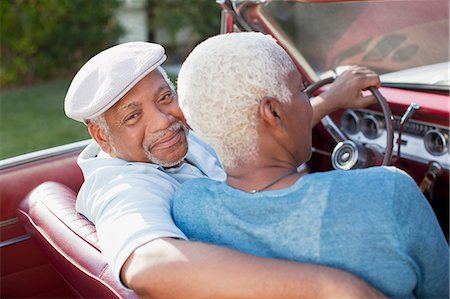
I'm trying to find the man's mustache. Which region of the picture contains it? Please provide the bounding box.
[145,121,188,150]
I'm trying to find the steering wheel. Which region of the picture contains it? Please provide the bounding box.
[305,77,394,170]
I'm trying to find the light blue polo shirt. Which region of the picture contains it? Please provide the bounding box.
[76,130,225,282]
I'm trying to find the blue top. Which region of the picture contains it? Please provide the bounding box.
[173,166,449,298]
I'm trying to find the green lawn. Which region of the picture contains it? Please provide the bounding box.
[0,79,90,159]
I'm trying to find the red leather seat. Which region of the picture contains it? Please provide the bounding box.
[17,181,138,299]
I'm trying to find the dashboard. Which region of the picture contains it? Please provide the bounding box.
[340,108,450,169]
[317,87,450,239]
[323,86,450,172]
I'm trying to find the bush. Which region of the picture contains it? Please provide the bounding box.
[0,0,124,87]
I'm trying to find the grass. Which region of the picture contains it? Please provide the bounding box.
[0,70,179,160]
[0,79,90,160]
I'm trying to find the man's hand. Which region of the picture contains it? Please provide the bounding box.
[311,66,380,127]
[122,238,386,299]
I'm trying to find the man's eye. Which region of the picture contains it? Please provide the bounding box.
[159,93,175,103]
[125,113,140,123]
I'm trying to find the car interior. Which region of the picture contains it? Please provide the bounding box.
[1,0,448,298]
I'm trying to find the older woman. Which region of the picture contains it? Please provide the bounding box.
[173,32,449,298]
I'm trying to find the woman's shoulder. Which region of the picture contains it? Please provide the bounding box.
[307,166,412,184]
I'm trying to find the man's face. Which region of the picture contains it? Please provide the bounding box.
[284,69,313,164]
[102,69,189,166]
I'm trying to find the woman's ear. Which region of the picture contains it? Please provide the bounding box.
[88,122,112,154]
[259,97,286,131]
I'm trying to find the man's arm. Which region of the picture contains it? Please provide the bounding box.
[311,66,381,127]
[122,238,385,299]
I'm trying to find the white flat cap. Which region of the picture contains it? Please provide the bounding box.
[64,41,166,122]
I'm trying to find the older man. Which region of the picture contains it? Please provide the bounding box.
[64,41,384,298]
[173,32,449,298]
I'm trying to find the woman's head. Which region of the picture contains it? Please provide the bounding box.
[178,32,311,170]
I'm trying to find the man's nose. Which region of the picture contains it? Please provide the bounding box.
[146,107,177,130]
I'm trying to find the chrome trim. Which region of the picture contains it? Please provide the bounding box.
[361,114,384,140]
[0,217,19,228]
[0,234,30,248]
[220,8,229,33]
[343,109,450,169]
[424,129,448,156]
[0,139,91,170]
[400,102,420,125]
[220,0,255,32]
[358,108,450,131]
[322,116,347,143]
[341,110,361,135]
[332,140,358,170]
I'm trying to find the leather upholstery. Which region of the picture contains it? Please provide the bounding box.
[17,181,138,299]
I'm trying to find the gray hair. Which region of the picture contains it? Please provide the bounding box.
[177,32,296,170]
[88,114,109,132]
[87,113,117,152]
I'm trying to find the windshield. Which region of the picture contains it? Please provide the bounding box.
[261,1,449,87]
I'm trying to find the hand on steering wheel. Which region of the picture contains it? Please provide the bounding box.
[305,77,394,170]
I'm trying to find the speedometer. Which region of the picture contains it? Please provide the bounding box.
[424,129,449,156]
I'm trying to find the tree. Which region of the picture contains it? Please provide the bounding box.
[146,0,221,63]
[0,0,123,87]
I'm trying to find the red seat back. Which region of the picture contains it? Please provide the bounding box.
[17,181,138,299]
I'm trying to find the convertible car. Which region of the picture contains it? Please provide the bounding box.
[1,0,448,297]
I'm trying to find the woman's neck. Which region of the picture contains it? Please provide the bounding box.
[226,162,302,193]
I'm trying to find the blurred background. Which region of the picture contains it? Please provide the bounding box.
[0,0,221,159]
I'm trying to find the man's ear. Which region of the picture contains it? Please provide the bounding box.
[259,97,286,131]
[88,122,112,154]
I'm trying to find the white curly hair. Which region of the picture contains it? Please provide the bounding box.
[177,32,296,170]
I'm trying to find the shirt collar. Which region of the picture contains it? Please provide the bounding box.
[80,131,226,180]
